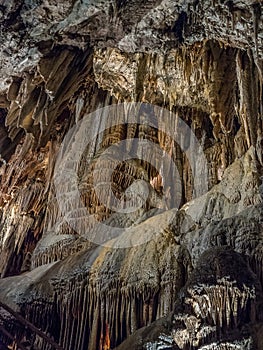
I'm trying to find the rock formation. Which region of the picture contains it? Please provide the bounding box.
[0,0,262,349]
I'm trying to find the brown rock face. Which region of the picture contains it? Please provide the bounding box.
[0,0,262,349]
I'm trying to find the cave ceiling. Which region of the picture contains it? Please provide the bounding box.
[0,0,262,349]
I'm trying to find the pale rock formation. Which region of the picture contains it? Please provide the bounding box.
[0,0,262,349]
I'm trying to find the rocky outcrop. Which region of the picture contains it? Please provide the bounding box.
[0,0,262,349]
[116,247,263,349]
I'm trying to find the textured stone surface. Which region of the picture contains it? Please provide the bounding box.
[0,0,262,349]
[115,247,263,349]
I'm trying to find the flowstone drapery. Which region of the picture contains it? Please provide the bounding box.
[0,0,262,349]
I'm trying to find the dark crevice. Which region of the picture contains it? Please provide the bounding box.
[171,11,188,44]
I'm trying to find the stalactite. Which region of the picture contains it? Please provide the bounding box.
[0,2,262,349]
[1,230,186,350]
[171,249,259,350]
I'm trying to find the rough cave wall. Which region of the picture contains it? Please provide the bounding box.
[0,0,262,349]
